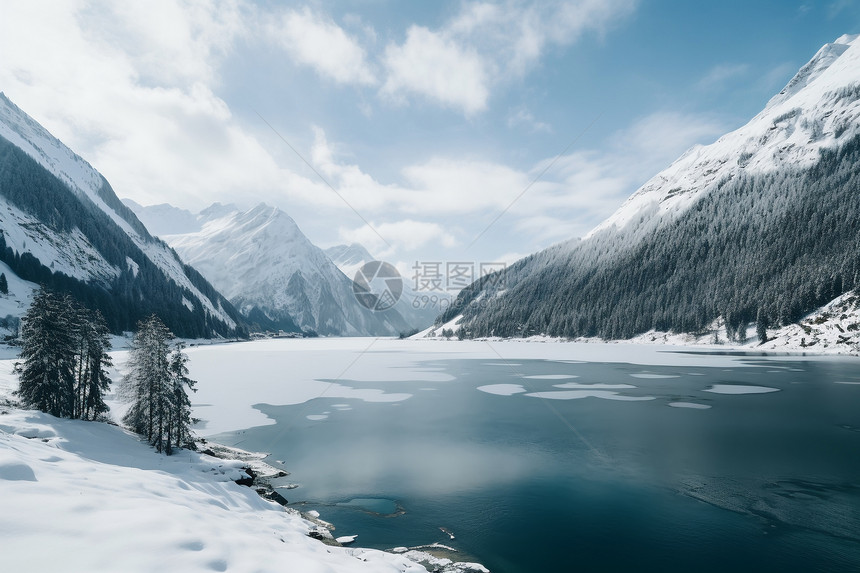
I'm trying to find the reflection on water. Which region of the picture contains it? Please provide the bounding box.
[213,354,860,572]
[337,498,400,516]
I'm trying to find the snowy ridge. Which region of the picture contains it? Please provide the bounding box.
[325,244,452,332]
[586,34,860,242]
[325,243,377,280]
[160,204,410,336]
[0,202,118,283]
[0,94,236,330]
[0,93,107,217]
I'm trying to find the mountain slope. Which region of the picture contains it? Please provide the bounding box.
[325,244,451,332]
[0,93,245,338]
[442,34,860,341]
[133,203,411,336]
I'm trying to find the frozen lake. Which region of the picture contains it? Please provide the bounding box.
[188,338,860,572]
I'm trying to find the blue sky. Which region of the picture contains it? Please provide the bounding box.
[1,0,858,277]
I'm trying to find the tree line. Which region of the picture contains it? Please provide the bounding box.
[445,134,860,342]
[0,135,247,338]
[15,288,197,454]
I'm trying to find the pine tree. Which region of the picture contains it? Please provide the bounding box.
[166,342,196,454]
[15,288,77,417]
[77,309,113,421]
[122,315,172,448]
[121,315,195,454]
[0,272,8,295]
[756,309,769,344]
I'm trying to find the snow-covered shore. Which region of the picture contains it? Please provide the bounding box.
[0,356,487,573]
[417,291,860,356]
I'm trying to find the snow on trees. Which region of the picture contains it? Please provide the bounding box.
[121,315,197,454]
[15,288,112,419]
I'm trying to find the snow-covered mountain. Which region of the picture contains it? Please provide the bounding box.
[586,33,860,244]
[128,202,412,336]
[324,243,377,280]
[0,93,244,338]
[442,34,860,341]
[325,244,451,332]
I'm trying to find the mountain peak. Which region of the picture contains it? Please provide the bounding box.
[199,202,239,222]
[764,34,856,110]
[587,33,860,241]
[835,33,860,45]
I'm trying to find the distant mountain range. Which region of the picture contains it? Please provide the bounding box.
[440,34,860,342]
[323,243,450,331]
[125,201,429,336]
[0,93,244,338]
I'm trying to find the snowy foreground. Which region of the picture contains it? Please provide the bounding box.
[0,349,486,573]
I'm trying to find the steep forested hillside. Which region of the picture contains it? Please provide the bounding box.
[0,94,246,338]
[447,138,860,339]
[442,35,860,341]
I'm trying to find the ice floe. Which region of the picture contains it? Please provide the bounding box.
[703,384,780,394]
[526,390,654,401]
[552,382,636,390]
[476,384,527,396]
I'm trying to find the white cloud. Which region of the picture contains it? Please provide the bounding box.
[450,0,636,78]
[696,63,750,91]
[381,26,489,114]
[339,220,457,257]
[269,8,376,86]
[400,158,529,213]
[0,0,334,211]
[303,109,726,244]
[612,111,726,168]
[379,0,636,115]
[507,108,552,133]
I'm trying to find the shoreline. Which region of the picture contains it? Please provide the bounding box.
[197,437,490,573]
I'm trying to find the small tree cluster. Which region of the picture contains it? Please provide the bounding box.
[15,287,112,420]
[121,315,196,455]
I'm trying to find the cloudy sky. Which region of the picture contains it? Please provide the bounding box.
[1,0,858,274]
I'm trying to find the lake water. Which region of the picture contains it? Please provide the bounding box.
[203,342,860,572]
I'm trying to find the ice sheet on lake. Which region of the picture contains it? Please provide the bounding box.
[477,384,527,396]
[668,402,712,409]
[526,390,655,401]
[159,338,803,435]
[306,414,328,421]
[630,373,680,379]
[523,374,579,379]
[552,382,636,390]
[703,384,780,394]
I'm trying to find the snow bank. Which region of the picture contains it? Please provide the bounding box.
[0,411,434,572]
[0,358,435,573]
